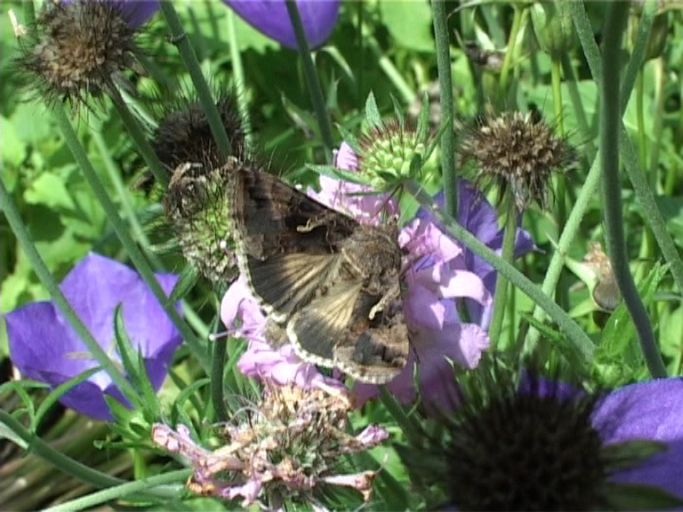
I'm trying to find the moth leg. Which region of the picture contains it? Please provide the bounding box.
[368,282,400,320]
[296,210,339,233]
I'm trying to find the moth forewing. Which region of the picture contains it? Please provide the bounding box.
[229,167,409,383]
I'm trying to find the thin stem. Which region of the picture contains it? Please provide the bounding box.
[160,2,232,158]
[366,35,416,104]
[0,410,123,489]
[432,0,458,217]
[109,88,168,188]
[227,10,253,151]
[51,104,210,372]
[488,197,517,348]
[43,470,189,512]
[404,180,594,365]
[498,4,525,101]
[571,0,683,295]
[284,0,335,159]
[211,337,229,423]
[0,180,136,403]
[600,3,665,378]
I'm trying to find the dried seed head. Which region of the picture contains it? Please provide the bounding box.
[164,157,256,284]
[152,384,388,508]
[153,94,246,174]
[17,0,140,107]
[460,111,575,211]
[358,121,426,188]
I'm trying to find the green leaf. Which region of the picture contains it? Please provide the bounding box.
[33,366,102,431]
[0,116,27,167]
[24,171,76,211]
[365,92,382,129]
[169,264,200,303]
[602,439,666,471]
[603,482,683,510]
[380,0,434,52]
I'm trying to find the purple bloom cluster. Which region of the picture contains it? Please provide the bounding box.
[5,254,182,420]
[221,143,532,409]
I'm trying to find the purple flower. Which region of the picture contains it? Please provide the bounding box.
[223,0,340,49]
[6,253,182,421]
[62,0,160,28]
[593,378,683,499]
[220,276,344,391]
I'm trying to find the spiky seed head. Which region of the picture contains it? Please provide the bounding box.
[460,111,575,211]
[357,121,426,188]
[153,94,246,174]
[17,0,139,107]
[164,158,254,284]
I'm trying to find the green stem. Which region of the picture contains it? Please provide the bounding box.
[284,0,335,159]
[0,181,136,403]
[211,337,228,423]
[571,0,683,296]
[227,10,253,151]
[600,3,665,378]
[432,0,458,217]
[109,88,168,188]
[498,4,525,101]
[52,104,210,372]
[366,35,416,105]
[0,410,123,488]
[43,470,189,512]
[488,197,517,349]
[404,180,594,365]
[160,2,232,158]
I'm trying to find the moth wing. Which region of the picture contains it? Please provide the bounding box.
[229,167,358,319]
[247,252,341,321]
[333,313,409,384]
[286,280,364,364]
[287,283,409,384]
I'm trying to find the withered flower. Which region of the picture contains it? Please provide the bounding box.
[459,111,575,211]
[17,0,150,108]
[152,383,388,508]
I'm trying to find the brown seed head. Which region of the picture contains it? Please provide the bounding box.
[18,0,138,107]
[460,111,575,211]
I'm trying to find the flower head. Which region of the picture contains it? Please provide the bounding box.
[5,253,181,420]
[399,369,683,509]
[460,111,575,211]
[223,0,340,49]
[165,157,259,285]
[152,383,388,508]
[153,93,246,174]
[17,0,155,108]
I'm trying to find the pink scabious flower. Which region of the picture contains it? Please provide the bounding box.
[221,142,532,410]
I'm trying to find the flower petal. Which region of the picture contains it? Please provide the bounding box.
[593,378,683,498]
[224,0,340,49]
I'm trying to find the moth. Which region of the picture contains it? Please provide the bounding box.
[228,164,409,384]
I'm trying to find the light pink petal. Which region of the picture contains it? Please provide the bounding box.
[355,425,389,447]
[334,142,359,171]
[321,471,377,501]
[222,479,262,507]
[439,270,491,303]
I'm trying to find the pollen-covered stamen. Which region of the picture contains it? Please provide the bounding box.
[460,111,574,211]
[445,377,606,510]
[357,121,426,188]
[17,0,138,106]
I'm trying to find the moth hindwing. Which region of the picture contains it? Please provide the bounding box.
[229,167,409,384]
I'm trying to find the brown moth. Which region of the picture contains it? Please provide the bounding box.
[228,163,408,384]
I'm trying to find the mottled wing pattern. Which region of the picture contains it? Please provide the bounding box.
[229,167,356,320]
[229,165,409,383]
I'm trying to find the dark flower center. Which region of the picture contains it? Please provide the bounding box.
[446,388,606,510]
